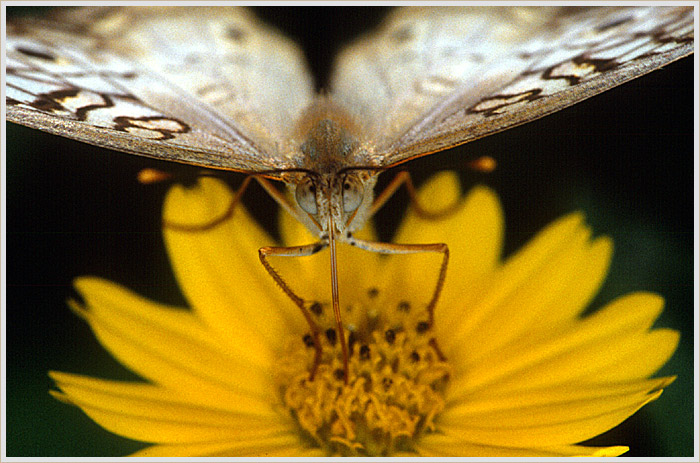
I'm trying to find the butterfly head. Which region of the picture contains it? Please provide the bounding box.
[290,169,377,240]
[288,99,379,240]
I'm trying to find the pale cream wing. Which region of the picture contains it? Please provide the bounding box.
[6,7,314,172]
[330,7,694,167]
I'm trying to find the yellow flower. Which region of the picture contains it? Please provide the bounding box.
[50,173,678,457]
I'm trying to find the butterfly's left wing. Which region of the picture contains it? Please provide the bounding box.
[330,6,694,167]
[7,7,314,172]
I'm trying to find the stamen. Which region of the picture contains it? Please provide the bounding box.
[276,298,451,456]
[326,328,337,345]
[359,345,370,360]
[348,331,356,355]
[416,321,430,334]
[303,334,315,348]
[310,302,323,316]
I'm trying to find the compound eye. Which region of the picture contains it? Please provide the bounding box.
[295,177,318,215]
[342,176,364,213]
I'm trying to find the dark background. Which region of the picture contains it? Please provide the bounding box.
[4,7,695,457]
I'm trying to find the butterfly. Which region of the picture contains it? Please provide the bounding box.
[6,6,694,381]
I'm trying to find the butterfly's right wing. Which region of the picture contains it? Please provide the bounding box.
[6,7,314,172]
[330,7,693,168]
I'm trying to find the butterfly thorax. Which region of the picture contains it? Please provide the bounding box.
[285,99,378,240]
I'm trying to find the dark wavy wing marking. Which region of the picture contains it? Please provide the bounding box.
[330,6,694,168]
[6,7,315,173]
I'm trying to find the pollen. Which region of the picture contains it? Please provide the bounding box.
[275,296,452,456]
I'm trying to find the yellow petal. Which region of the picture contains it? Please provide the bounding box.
[437,378,671,447]
[50,372,288,444]
[444,212,589,360]
[131,437,322,457]
[163,178,306,353]
[452,233,611,364]
[433,185,504,340]
[416,433,628,457]
[591,328,680,381]
[402,176,503,281]
[450,292,670,395]
[71,277,274,401]
[445,376,673,415]
[519,235,613,340]
[381,175,503,328]
[378,172,456,301]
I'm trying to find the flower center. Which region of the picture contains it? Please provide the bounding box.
[275,290,452,456]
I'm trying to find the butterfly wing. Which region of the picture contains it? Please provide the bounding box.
[330,7,694,167]
[6,7,314,172]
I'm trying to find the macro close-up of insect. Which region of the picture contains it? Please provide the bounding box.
[4,6,695,458]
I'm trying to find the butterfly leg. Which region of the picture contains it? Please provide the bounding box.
[369,171,462,220]
[163,176,254,231]
[255,176,310,224]
[347,236,449,330]
[258,241,328,380]
[257,178,351,383]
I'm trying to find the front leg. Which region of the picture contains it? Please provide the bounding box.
[163,176,253,231]
[258,241,327,380]
[347,236,449,328]
[369,171,463,220]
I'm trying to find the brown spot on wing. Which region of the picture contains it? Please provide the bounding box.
[113,116,190,141]
[468,89,543,117]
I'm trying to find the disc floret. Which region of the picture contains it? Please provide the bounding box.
[276,296,451,456]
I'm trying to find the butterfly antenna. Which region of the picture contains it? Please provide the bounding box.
[328,216,349,385]
[466,155,497,173]
[137,168,173,184]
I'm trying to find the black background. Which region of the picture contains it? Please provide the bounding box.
[4,7,695,457]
